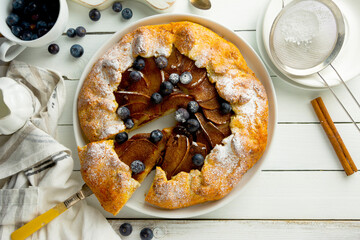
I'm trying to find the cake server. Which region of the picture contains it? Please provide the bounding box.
[11,184,93,240]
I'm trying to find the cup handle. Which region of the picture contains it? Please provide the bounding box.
[0,40,26,62]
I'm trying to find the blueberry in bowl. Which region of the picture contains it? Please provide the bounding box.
[5,0,61,41]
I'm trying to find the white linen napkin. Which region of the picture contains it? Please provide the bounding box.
[0,61,121,240]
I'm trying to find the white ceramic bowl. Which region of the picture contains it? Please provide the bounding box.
[73,14,277,218]
[0,0,69,62]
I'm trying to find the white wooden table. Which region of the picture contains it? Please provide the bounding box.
[2,0,360,239]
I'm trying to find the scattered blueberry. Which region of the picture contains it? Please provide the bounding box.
[6,13,20,27]
[175,108,190,123]
[187,101,199,114]
[119,223,132,236]
[150,130,163,143]
[76,26,86,37]
[129,71,141,82]
[12,0,25,11]
[21,30,32,41]
[192,153,205,166]
[160,81,173,96]
[117,106,131,120]
[37,28,48,37]
[89,9,101,21]
[155,56,168,69]
[36,21,47,29]
[220,102,232,114]
[140,228,153,240]
[115,132,128,144]
[122,8,133,20]
[11,26,23,37]
[48,43,59,55]
[70,44,84,58]
[180,72,193,84]
[131,160,145,174]
[169,73,180,85]
[186,119,200,133]
[112,2,123,13]
[133,57,145,70]
[150,92,163,104]
[66,28,76,38]
[125,118,134,129]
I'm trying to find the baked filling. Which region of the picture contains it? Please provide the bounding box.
[113,48,232,181]
[77,22,268,214]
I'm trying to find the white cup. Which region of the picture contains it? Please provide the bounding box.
[0,0,69,62]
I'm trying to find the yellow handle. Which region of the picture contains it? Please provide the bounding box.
[11,203,67,240]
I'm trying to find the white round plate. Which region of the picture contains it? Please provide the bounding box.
[73,14,277,218]
[258,0,360,89]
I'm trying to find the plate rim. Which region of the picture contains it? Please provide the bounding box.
[73,13,278,218]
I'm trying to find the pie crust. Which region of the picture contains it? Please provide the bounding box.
[77,21,268,214]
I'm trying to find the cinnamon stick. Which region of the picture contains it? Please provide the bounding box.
[311,97,357,176]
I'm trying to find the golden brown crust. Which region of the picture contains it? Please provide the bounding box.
[78,140,140,215]
[77,21,268,211]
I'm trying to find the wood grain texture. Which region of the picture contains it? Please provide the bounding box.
[108,220,360,240]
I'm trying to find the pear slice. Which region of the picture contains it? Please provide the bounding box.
[202,108,231,125]
[195,112,225,148]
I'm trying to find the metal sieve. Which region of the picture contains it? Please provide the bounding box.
[269,0,360,131]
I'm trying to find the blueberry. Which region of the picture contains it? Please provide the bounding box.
[21,30,32,41]
[117,106,130,120]
[125,118,134,129]
[175,108,190,123]
[131,160,145,174]
[160,81,173,96]
[24,2,37,15]
[30,33,38,40]
[36,21,47,29]
[122,8,133,20]
[48,43,59,55]
[155,56,168,69]
[76,26,86,37]
[47,22,55,29]
[21,21,30,30]
[37,28,49,37]
[186,119,200,133]
[220,102,232,114]
[66,28,76,38]
[12,0,25,11]
[149,130,163,143]
[133,57,145,70]
[89,9,101,21]
[129,71,141,82]
[140,228,153,240]
[187,101,199,114]
[192,153,205,166]
[112,2,123,12]
[6,13,20,27]
[180,71,193,84]
[150,92,163,104]
[70,44,84,58]
[31,14,39,22]
[11,26,23,37]
[173,125,192,139]
[115,132,128,144]
[119,223,132,236]
[169,73,180,85]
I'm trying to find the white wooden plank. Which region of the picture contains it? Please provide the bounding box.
[108,220,360,240]
[71,171,360,219]
[58,123,360,171]
[66,0,270,32]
